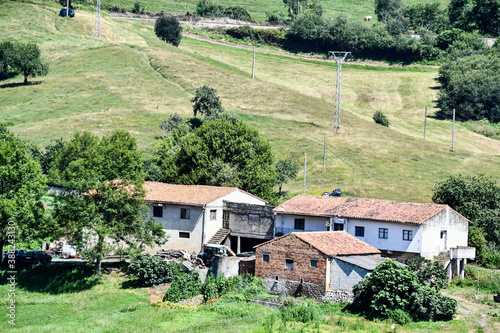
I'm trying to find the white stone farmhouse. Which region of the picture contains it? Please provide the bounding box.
[273,195,470,260]
[144,182,267,253]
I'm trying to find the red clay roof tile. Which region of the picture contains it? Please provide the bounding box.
[273,194,448,224]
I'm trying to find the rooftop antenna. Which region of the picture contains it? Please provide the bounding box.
[95,0,101,39]
[329,51,351,133]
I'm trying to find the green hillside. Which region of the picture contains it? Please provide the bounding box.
[0,0,498,202]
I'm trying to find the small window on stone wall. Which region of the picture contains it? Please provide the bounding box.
[286,259,294,269]
[262,254,269,262]
[310,259,318,267]
[249,214,260,222]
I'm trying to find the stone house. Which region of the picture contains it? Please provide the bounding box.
[144,182,267,253]
[254,231,382,298]
[273,195,470,261]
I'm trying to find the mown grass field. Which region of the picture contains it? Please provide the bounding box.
[2,264,500,332]
[0,0,499,202]
[100,0,451,22]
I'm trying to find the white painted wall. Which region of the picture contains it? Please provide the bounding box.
[274,214,329,235]
[420,208,468,259]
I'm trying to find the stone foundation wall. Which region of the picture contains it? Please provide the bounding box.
[262,278,325,299]
[322,290,354,303]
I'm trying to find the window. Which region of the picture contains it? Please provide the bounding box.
[333,223,344,231]
[153,206,163,218]
[403,230,412,241]
[248,214,260,222]
[262,254,269,262]
[355,226,364,237]
[440,230,447,239]
[310,259,318,267]
[180,208,190,219]
[294,218,305,230]
[286,259,294,269]
[379,228,388,239]
[210,209,216,220]
[179,232,190,238]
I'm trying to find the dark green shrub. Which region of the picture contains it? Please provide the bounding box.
[267,11,285,25]
[202,273,231,302]
[373,110,390,127]
[154,16,182,47]
[409,285,457,321]
[196,1,252,21]
[406,257,448,290]
[163,272,202,302]
[388,308,412,325]
[191,85,223,117]
[127,254,180,286]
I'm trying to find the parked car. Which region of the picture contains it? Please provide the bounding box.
[23,250,52,264]
[59,8,75,17]
[2,249,27,264]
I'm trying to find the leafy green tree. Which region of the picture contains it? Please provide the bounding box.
[275,159,299,196]
[154,16,182,47]
[13,42,48,85]
[375,0,405,23]
[191,85,224,117]
[0,41,17,78]
[40,138,66,175]
[448,0,474,31]
[471,0,500,36]
[0,125,46,255]
[405,2,448,33]
[432,174,500,245]
[155,118,277,201]
[51,131,166,274]
[437,54,500,122]
[406,257,448,290]
[283,0,322,18]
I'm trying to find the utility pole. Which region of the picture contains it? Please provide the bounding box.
[252,46,255,79]
[323,132,326,168]
[423,105,428,140]
[451,108,455,151]
[297,0,300,16]
[95,0,101,39]
[303,153,306,194]
[66,0,69,17]
[329,51,351,133]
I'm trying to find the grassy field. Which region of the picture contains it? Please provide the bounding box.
[0,0,499,202]
[100,0,451,22]
[2,263,500,332]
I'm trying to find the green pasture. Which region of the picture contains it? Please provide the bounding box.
[0,0,498,203]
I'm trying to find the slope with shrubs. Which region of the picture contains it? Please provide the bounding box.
[0,0,499,203]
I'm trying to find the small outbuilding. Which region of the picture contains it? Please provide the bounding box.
[254,231,383,299]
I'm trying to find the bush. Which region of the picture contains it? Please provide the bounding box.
[191,85,224,117]
[351,259,457,322]
[154,16,182,47]
[373,110,389,126]
[196,1,252,21]
[202,273,231,302]
[406,257,448,290]
[280,299,318,323]
[127,254,180,286]
[163,272,202,302]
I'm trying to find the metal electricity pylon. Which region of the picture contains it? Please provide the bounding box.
[95,0,101,39]
[329,51,350,133]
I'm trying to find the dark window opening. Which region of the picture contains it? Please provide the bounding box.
[294,219,305,230]
[355,226,364,237]
[180,208,190,219]
[310,259,318,267]
[403,230,412,241]
[263,254,269,262]
[210,209,216,220]
[153,206,163,218]
[179,232,190,238]
[334,223,344,231]
[379,228,388,239]
[286,259,294,269]
[248,214,260,222]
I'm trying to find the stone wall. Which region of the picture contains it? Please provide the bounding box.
[262,278,325,299]
[322,290,354,303]
[224,201,274,239]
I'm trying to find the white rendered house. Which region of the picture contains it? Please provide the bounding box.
[273,195,470,260]
[144,182,267,253]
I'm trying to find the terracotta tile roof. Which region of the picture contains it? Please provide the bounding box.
[273,194,449,225]
[256,231,380,256]
[143,181,264,206]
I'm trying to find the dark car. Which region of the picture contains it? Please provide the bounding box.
[59,8,75,17]
[23,250,52,264]
[2,249,27,264]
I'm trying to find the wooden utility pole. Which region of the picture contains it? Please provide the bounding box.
[252,46,255,79]
[423,105,427,140]
[451,108,455,151]
[323,132,326,168]
[303,153,306,194]
[66,0,69,17]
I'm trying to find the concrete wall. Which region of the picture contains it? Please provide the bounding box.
[211,256,241,278]
[149,204,204,253]
[223,201,274,239]
[274,214,329,235]
[420,207,469,258]
[329,257,371,291]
